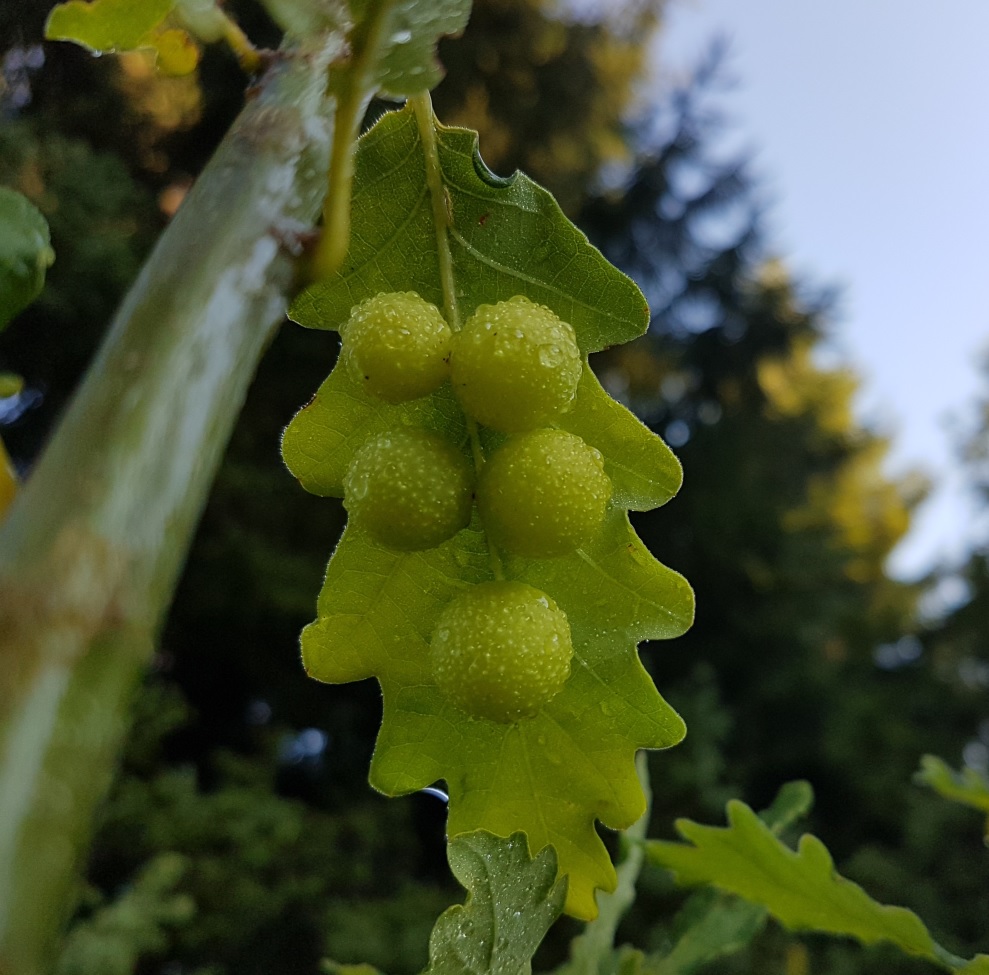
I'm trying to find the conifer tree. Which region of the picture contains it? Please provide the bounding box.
[578,55,988,971]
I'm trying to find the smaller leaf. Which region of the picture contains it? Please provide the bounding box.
[758,780,814,834]
[0,187,54,331]
[643,782,814,975]
[46,0,174,49]
[916,755,989,817]
[288,108,650,354]
[647,798,942,964]
[45,0,200,75]
[424,831,566,975]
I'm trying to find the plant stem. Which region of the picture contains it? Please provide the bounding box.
[311,0,397,280]
[0,33,340,975]
[219,10,263,75]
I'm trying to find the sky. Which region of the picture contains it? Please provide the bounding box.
[653,1,989,582]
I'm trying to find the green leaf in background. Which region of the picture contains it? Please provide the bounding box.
[45,0,200,75]
[46,0,174,49]
[916,755,989,835]
[642,781,814,975]
[424,831,566,975]
[0,187,54,332]
[647,794,986,972]
[283,104,693,919]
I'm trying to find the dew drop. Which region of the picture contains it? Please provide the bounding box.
[538,345,564,368]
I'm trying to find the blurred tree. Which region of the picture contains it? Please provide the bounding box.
[433,0,661,213]
[0,118,160,457]
[577,54,988,972]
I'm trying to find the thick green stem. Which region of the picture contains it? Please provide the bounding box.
[0,34,340,974]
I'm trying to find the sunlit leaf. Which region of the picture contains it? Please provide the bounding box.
[296,506,690,920]
[424,832,565,975]
[0,187,54,332]
[284,105,692,920]
[150,25,199,73]
[46,0,174,49]
[45,0,200,75]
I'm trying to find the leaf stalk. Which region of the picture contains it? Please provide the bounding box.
[312,0,398,280]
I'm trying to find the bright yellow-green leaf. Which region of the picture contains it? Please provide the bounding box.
[45,0,200,75]
[46,0,175,49]
[284,105,693,920]
[297,505,690,919]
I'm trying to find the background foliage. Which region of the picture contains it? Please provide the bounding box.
[1,1,987,972]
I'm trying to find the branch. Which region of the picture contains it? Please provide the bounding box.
[0,32,340,974]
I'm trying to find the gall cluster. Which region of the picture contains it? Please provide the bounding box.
[339,291,612,723]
